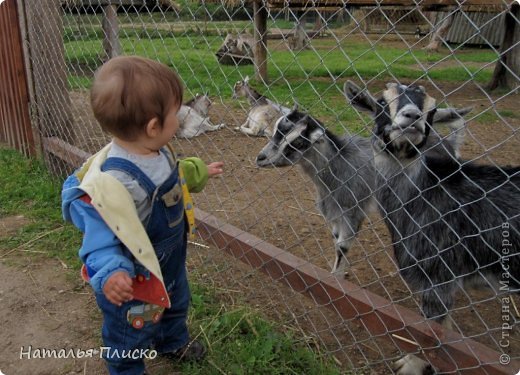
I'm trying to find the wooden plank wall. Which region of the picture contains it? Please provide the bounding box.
[443,10,505,46]
[0,0,34,156]
[265,0,508,11]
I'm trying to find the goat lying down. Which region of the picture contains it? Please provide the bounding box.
[256,103,471,276]
[345,80,519,374]
[232,77,290,137]
[176,94,225,139]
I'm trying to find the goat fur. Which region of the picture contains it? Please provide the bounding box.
[257,101,471,275]
[232,77,290,137]
[176,94,225,139]
[345,79,519,375]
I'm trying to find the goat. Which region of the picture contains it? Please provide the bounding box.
[345,80,519,374]
[234,33,255,57]
[232,77,290,137]
[221,33,254,56]
[176,94,225,139]
[256,109,376,274]
[184,93,211,117]
[255,103,470,276]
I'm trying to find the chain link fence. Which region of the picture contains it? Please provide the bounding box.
[15,0,520,372]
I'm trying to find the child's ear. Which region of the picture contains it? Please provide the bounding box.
[145,117,160,138]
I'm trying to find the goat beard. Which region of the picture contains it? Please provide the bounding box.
[376,126,427,160]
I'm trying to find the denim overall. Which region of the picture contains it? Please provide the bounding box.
[95,151,190,375]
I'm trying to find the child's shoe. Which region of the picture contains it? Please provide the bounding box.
[162,340,206,362]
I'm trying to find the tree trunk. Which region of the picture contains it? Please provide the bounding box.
[488,3,520,91]
[253,0,268,83]
[424,12,455,52]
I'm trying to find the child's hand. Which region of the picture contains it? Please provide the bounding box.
[103,271,134,306]
[207,161,224,177]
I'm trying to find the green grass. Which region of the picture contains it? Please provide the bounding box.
[472,108,520,124]
[185,289,341,375]
[62,18,498,136]
[498,109,520,119]
[0,148,81,266]
[0,146,343,375]
[474,109,497,124]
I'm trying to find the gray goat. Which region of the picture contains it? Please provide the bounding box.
[176,94,225,139]
[232,77,290,137]
[256,104,470,276]
[256,109,375,274]
[345,80,519,374]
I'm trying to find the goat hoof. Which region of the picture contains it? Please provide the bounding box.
[392,354,436,375]
[331,266,349,279]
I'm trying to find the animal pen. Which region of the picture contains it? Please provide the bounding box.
[1,0,519,373]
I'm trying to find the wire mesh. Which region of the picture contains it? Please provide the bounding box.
[16,0,520,372]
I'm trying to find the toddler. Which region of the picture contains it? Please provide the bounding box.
[62,55,223,375]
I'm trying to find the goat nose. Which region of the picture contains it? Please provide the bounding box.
[256,153,266,162]
[402,109,421,121]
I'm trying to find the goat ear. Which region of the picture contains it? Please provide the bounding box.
[297,115,324,144]
[344,80,379,116]
[292,102,299,112]
[433,106,473,124]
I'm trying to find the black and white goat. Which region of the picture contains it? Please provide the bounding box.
[256,109,376,274]
[232,77,290,137]
[345,80,519,374]
[256,102,471,276]
[176,94,225,139]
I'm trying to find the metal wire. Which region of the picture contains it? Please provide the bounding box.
[17,0,520,372]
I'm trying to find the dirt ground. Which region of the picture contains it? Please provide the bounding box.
[0,215,105,375]
[3,33,520,372]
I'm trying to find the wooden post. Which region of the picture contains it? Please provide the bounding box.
[24,0,75,174]
[102,4,121,61]
[24,0,73,142]
[253,0,268,83]
[488,2,520,91]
